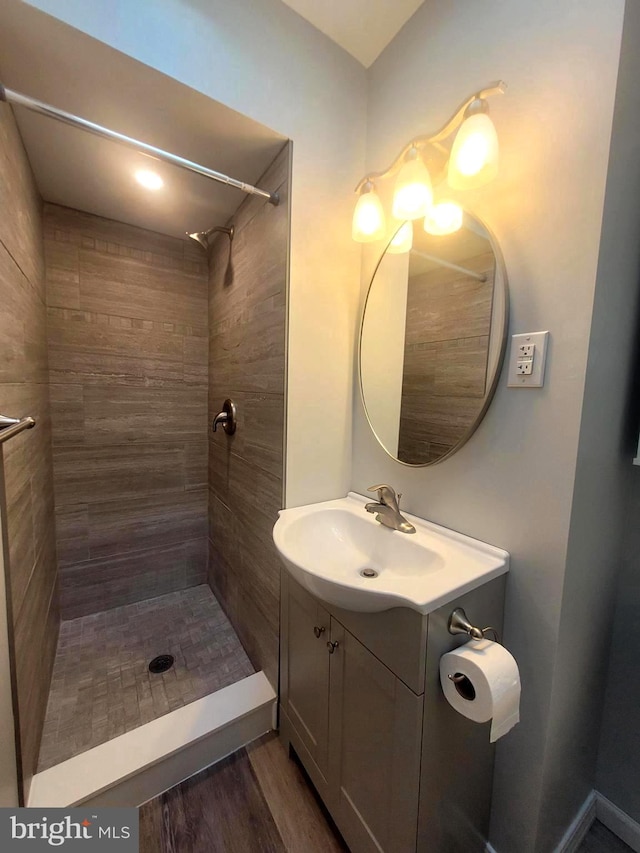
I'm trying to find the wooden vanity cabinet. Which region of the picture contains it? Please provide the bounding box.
[279,571,506,853]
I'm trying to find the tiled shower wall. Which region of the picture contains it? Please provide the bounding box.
[0,103,59,789]
[207,143,290,688]
[45,205,210,618]
[398,250,496,462]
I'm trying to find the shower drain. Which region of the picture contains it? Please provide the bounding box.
[149,654,174,674]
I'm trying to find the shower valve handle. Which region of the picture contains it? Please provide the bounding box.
[212,399,237,435]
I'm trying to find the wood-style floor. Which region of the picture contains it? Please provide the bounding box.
[139,733,347,852]
[140,735,634,853]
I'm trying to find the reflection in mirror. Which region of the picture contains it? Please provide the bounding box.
[360,213,508,466]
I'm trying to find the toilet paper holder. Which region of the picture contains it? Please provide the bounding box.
[448,607,500,643]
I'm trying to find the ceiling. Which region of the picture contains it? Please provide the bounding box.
[0,1,286,241]
[279,0,425,68]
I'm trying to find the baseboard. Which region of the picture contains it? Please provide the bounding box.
[596,793,640,852]
[28,672,276,808]
[555,791,597,853]
[485,792,596,853]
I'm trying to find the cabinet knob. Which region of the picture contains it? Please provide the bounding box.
[313,626,326,638]
[327,640,339,654]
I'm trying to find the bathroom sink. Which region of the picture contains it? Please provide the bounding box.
[273,492,509,614]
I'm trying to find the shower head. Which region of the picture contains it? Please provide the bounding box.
[186,224,234,249]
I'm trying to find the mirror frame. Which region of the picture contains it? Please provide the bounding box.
[358,213,510,467]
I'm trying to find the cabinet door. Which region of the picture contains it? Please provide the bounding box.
[284,578,331,776]
[329,622,423,853]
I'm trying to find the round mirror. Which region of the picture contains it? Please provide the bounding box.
[359,212,508,466]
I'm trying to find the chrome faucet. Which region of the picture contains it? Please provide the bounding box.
[365,484,416,534]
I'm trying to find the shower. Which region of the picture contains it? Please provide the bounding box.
[187,224,235,249]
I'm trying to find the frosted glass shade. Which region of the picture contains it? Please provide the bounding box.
[392,153,433,220]
[424,202,463,236]
[448,112,499,190]
[352,185,386,242]
[387,221,413,254]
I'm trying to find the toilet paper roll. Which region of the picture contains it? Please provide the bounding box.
[439,639,520,742]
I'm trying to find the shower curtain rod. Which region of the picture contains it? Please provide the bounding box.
[0,84,280,206]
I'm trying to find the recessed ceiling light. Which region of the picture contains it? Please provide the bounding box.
[134,169,164,190]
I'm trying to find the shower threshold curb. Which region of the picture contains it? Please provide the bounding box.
[28,671,276,809]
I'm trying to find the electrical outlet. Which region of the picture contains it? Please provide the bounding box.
[518,344,535,358]
[507,331,550,387]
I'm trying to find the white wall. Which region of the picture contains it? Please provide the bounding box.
[26,0,367,509]
[355,1,626,850]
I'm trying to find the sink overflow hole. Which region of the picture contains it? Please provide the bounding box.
[149,654,174,674]
[360,568,378,579]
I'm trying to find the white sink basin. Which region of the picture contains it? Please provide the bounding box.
[273,492,509,614]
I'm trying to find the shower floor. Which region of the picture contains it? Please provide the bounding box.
[37,585,254,772]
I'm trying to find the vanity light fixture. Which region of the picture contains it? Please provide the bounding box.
[352,81,505,246]
[424,201,464,236]
[387,221,414,254]
[392,147,433,221]
[352,180,386,242]
[448,100,499,189]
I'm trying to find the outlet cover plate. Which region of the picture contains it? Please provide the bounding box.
[507,331,549,388]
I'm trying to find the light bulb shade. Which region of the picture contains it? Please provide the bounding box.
[392,153,433,220]
[352,184,386,242]
[387,221,413,254]
[448,112,499,190]
[424,201,463,236]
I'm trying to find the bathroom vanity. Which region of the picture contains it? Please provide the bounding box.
[280,573,506,852]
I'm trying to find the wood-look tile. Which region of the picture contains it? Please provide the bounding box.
[13,525,58,784]
[231,192,288,311]
[247,734,348,853]
[184,335,208,385]
[44,237,80,309]
[398,393,485,461]
[185,537,208,587]
[233,582,279,689]
[5,476,35,617]
[78,249,208,327]
[0,103,44,295]
[55,505,90,567]
[49,384,85,446]
[44,203,207,275]
[208,435,232,506]
[82,385,207,445]
[405,252,495,346]
[237,525,281,637]
[1,382,52,500]
[208,537,239,631]
[59,539,208,619]
[0,105,59,795]
[0,246,48,385]
[53,444,185,506]
[88,491,207,560]
[185,441,208,491]
[218,294,286,395]
[402,335,489,399]
[208,391,284,480]
[47,308,185,386]
[139,749,286,853]
[228,452,282,545]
